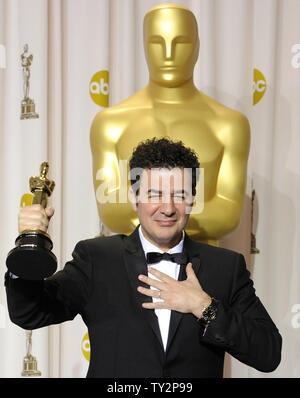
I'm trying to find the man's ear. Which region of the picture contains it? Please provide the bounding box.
[129,186,138,211]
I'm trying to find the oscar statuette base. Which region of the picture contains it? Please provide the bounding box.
[22,355,41,377]
[20,98,39,120]
[6,230,57,280]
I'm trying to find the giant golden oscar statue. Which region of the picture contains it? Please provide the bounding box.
[90,3,250,245]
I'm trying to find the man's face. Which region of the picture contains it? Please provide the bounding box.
[143,8,199,87]
[130,168,194,250]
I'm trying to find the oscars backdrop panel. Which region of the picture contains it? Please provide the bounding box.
[0,0,299,377]
[0,0,50,377]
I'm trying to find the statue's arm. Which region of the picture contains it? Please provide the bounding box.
[195,113,250,239]
[90,111,141,234]
[90,113,120,219]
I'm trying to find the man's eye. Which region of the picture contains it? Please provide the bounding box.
[174,194,185,200]
[148,193,161,201]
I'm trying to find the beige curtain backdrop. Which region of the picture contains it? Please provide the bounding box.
[0,0,299,378]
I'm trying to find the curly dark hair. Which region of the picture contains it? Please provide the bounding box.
[129,137,200,195]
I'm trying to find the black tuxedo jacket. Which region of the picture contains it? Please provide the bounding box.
[5,228,282,377]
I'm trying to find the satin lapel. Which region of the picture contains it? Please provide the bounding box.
[123,229,164,349]
[166,235,202,352]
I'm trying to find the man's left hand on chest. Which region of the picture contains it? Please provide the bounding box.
[137,263,212,318]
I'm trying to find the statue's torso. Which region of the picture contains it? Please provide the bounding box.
[91,90,250,241]
[115,105,224,201]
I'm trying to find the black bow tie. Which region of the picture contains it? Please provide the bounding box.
[146,252,187,265]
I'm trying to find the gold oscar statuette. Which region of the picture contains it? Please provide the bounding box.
[20,44,39,120]
[21,330,41,377]
[6,162,57,280]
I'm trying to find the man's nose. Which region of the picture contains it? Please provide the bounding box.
[160,198,176,215]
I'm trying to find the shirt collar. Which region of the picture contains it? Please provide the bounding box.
[138,225,184,255]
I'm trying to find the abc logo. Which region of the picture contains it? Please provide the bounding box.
[89,70,109,107]
[253,68,267,105]
[81,332,90,362]
[291,44,300,69]
[291,304,300,329]
[0,44,5,69]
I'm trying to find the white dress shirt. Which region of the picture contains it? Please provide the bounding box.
[138,226,184,351]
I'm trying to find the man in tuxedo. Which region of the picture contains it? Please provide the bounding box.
[5,138,282,377]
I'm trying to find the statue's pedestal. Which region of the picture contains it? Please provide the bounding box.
[21,98,39,120]
[21,355,41,377]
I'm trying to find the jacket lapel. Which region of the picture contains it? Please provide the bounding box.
[123,228,164,349]
[166,234,202,352]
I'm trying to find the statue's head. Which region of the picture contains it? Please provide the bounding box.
[24,44,29,53]
[143,4,199,87]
